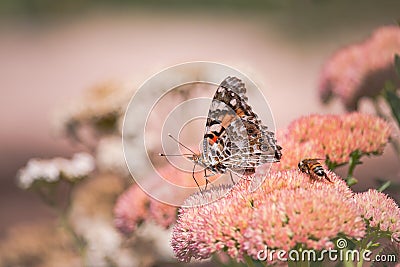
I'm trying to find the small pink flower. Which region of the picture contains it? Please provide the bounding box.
[114,184,150,234]
[353,189,400,237]
[149,200,177,229]
[114,163,220,234]
[114,183,179,234]
[284,113,391,166]
[319,25,400,110]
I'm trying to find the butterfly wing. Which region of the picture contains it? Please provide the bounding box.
[202,76,282,175]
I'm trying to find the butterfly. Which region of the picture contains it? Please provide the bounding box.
[160,76,282,192]
[162,76,282,190]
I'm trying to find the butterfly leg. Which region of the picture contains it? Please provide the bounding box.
[192,163,202,192]
[204,178,210,191]
[237,171,251,182]
[203,169,214,191]
[229,171,236,185]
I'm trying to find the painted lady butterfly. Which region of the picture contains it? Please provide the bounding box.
[187,76,282,189]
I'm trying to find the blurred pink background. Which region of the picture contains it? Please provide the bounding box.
[1,2,400,236]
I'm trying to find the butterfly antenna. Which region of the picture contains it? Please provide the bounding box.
[159,153,193,157]
[167,133,197,155]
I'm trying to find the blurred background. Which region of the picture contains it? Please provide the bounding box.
[1,0,400,265]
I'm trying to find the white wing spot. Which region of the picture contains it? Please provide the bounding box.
[230,99,237,106]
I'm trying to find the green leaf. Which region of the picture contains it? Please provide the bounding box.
[382,84,400,127]
[377,180,391,192]
[395,54,400,77]
[346,177,358,187]
[368,242,381,249]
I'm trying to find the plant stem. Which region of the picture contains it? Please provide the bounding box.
[37,182,87,266]
[288,260,310,267]
[325,159,337,171]
[62,183,87,265]
[287,248,310,267]
[59,211,86,257]
[356,249,365,267]
[342,252,355,267]
[345,151,362,186]
[243,255,256,267]
[372,98,400,157]
[355,229,383,267]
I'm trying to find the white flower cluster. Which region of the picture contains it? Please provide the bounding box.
[17,153,95,189]
[96,136,129,177]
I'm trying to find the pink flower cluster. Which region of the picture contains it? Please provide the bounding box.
[114,184,177,234]
[354,189,400,238]
[171,170,366,263]
[114,184,150,234]
[113,162,213,234]
[274,112,391,169]
[272,130,325,171]
[319,25,400,110]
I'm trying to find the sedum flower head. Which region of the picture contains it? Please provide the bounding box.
[148,200,178,229]
[171,170,365,263]
[354,189,400,237]
[244,170,364,260]
[319,25,400,110]
[272,130,325,171]
[245,187,364,261]
[284,113,391,166]
[114,184,150,234]
[114,183,178,235]
[171,184,250,262]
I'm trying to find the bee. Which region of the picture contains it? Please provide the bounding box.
[298,158,332,182]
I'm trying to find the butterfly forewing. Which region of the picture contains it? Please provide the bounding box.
[202,76,281,176]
